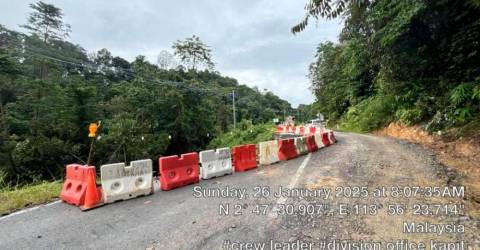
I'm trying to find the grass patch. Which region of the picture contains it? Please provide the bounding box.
[0,181,62,216]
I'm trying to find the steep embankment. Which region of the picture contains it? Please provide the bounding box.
[375,122,480,218]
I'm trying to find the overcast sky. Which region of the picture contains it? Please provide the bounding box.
[0,0,341,107]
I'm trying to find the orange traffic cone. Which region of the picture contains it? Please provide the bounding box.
[80,168,103,211]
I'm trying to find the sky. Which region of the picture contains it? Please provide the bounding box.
[0,0,342,107]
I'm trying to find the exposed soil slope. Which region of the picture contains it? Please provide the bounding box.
[375,122,480,218]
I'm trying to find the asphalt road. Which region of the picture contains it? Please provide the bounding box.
[0,132,478,250]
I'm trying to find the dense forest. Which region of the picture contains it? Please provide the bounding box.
[4,0,479,187]
[0,2,294,186]
[297,0,480,132]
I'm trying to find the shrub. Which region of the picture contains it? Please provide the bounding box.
[395,107,423,126]
[425,111,454,132]
[448,81,480,124]
[207,121,275,149]
[0,170,8,190]
[339,95,396,132]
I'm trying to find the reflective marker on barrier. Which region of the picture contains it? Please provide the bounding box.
[199,148,233,179]
[100,159,153,204]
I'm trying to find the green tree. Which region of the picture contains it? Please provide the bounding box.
[303,0,480,131]
[292,0,370,34]
[92,48,113,71]
[0,49,21,115]
[21,1,71,43]
[0,11,296,187]
[172,35,214,71]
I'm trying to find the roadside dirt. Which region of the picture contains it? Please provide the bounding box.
[274,133,479,249]
[375,122,480,219]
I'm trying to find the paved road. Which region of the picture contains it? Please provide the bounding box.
[0,132,478,249]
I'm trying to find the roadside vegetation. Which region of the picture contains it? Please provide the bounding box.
[295,0,480,134]
[0,2,294,190]
[0,2,295,212]
[0,181,62,215]
[207,121,275,149]
[293,0,480,219]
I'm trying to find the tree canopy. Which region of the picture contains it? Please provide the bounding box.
[0,3,294,187]
[21,1,71,43]
[172,35,215,71]
[301,0,480,132]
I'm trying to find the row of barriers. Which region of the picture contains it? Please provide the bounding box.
[60,130,337,210]
[276,125,323,135]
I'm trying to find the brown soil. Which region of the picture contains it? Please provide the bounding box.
[375,122,480,218]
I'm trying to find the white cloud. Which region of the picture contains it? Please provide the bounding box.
[222,66,314,107]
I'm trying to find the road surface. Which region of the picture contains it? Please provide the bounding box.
[0,132,478,249]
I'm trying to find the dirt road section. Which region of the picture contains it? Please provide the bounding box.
[377,122,480,219]
[0,132,478,249]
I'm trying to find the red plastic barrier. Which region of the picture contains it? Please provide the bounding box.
[60,164,103,210]
[298,126,305,135]
[329,131,337,143]
[286,125,293,133]
[309,127,316,135]
[232,144,257,172]
[159,153,199,191]
[306,135,318,152]
[278,139,298,161]
[321,132,331,147]
[276,126,283,133]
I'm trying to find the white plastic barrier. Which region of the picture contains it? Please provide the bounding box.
[100,159,153,203]
[199,147,233,179]
[294,137,308,155]
[258,140,279,165]
[314,134,325,148]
